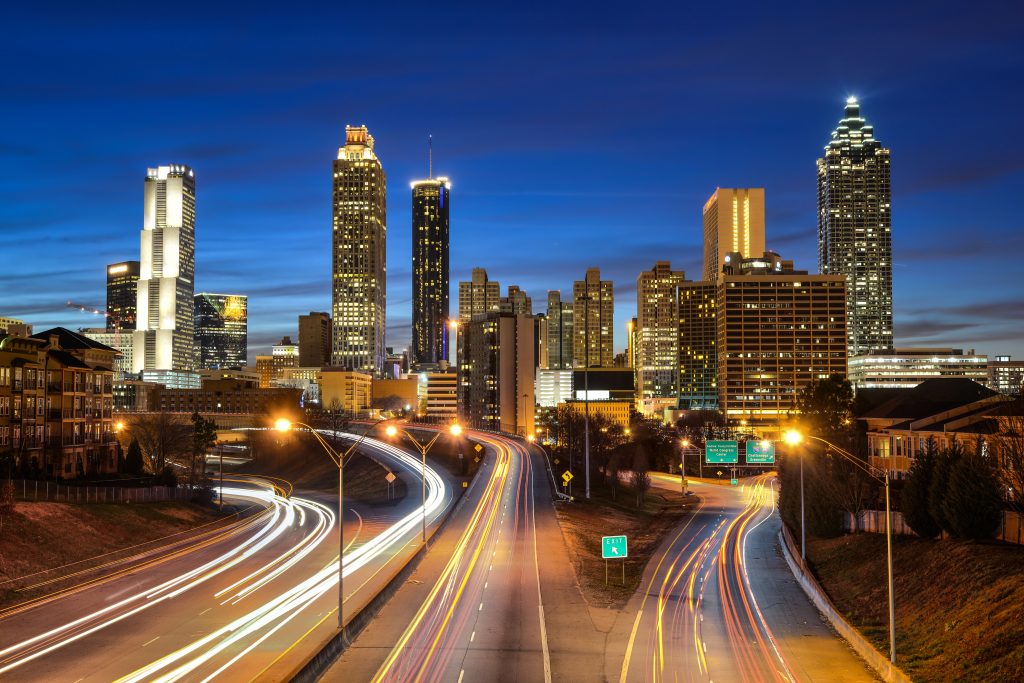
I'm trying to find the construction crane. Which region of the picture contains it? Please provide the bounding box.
[65,301,133,347]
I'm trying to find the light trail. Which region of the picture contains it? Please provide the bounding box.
[0,433,450,683]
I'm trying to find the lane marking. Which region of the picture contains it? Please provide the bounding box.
[470,631,476,642]
[478,602,484,612]
[143,636,160,647]
[199,608,212,616]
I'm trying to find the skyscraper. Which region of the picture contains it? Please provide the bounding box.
[500,285,532,315]
[636,261,687,401]
[194,293,247,369]
[411,176,450,367]
[458,312,535,436]
[298,312,332,368]
[133,164,195,373]
[458,268,501,322]
[818,97,893,355]
[106,261,139,331]
[332,125,386,373]
[677,281,717,410]
[702,188,765,281]
[573,267,614,368]
[545,291,574,369]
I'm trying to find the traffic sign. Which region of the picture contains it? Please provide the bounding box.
[706,440,739,464]
[474,443,483,453]
[385,472,396,483]
[745,440,776,464]
[602,535,628,559]
[562,470,574,483]
[730,478,738,486]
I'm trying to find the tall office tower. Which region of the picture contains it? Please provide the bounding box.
[458,267,501,321]
[545,291,574,369]
[636,262,687,401]
[702,188,765,281]
[818,97,893,355]
[458,312,535,436]
[573,267,614,368]
[411,176,451,366]
[500,285,532,315]
[106,261,140,331]
[677,281,718,410]
[133,164,196,373]
[332,125,387,373]
[717,251,848,431]
[193,293,247,369]
[298,312,332,368]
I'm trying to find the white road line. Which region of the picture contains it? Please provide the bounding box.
[143,636,160,647]
[458,669,465,683]
[526,443,552,683]
[478,602,484,612]
[470,631,475,642]
[199,608,212,616]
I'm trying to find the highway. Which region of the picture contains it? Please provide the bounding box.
[616,473,876,683]
[331,429,576,683]
[0,433,454,682]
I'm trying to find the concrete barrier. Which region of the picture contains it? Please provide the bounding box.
[778,525,912,683]
[288,449,491,683]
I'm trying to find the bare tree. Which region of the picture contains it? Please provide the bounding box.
[992,399,1024,507]
[128,413,190,473]
[631,444,652,508]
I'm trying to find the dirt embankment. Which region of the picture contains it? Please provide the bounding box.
[555,487,697,608]
[0,501,220,608]
[807,534,1024,682]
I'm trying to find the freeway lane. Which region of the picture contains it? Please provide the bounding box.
[0,434,454,682]
[616,474,875,683]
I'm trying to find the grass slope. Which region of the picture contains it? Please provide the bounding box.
[808,534,1024,682]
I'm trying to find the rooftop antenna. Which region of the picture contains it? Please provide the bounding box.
[428,134,433,179]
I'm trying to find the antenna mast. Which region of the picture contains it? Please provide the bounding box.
[428,134,433,179]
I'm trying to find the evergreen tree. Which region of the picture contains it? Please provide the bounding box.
[902,439,941,539]
[124,438,145,475]
[928,441,964,535]
[942,444,1003,540]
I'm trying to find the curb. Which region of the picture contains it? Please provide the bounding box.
[287,447,492,683]
[778,525,912,683]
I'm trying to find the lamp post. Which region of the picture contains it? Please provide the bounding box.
[580,293,592,500]
[783,429,897,665]
[386,422,462,544]
[275,417,385,631]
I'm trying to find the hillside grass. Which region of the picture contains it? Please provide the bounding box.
[808,534,1024,682]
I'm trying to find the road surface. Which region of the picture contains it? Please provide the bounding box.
[0,434,454,682]
[615,473,876,683]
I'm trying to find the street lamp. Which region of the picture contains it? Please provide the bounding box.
[783,428,897,665]
[274,417,385,631]
[385,422,462,543]
[680,438,703,479]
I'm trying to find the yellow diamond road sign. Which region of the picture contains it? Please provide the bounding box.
[474,443,483,453]
[562,470,574,483]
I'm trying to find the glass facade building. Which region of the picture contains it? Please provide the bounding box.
[411,178,450,366]
[818,98,893,355]
[194,293,248,370]
[105,261,139,331]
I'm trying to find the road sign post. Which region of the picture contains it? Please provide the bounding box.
[745,440,776,465]
[602,535,628,585]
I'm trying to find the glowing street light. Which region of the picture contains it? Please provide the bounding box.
[385,422,462,542]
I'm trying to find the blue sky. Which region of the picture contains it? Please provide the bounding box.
[2,1,1022,362]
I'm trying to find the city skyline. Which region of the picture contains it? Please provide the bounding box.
[2,3,1022,362]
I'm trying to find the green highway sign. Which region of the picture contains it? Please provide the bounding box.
[706,440,739,464]
[730,478,738,486]
[602,535,628,559]
[745,440,776,464]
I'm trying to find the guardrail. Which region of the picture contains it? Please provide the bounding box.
[10,479,188,504]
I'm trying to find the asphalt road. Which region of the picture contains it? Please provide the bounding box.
[0,434,455,682]
[613,473,877,683]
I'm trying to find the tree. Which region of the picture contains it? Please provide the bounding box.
[190,412,218,489]
[124,438,145,476]
[795,374,854,438]
[990,398,1024,508]
[129,413,190,473]
[928,441,964,536]
[901,438,942,539]
[819,450,875,532]
[942,442,1004,540]
[631,444,652,508]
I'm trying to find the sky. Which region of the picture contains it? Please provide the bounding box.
[2,1,1023,363]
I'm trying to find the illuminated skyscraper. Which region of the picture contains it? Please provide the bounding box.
[545,291,574,369]
[818,97,893,355]
[636,261,687,401]
[411,175,450,366]
[677,281,717,410]
[332,125,386,373]
[500,285,532,315]
[194,293,247,369]
[106,261,139,331]
[702,188,765,281]
[573,267,614,368]
[132,164,195,373]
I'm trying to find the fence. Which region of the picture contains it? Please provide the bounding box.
[843,508,1024,545]
[9,479,189,504]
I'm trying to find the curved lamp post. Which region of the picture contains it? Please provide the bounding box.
[783,429,897,665]
[385,422,462,544]
[274,417,387,631]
